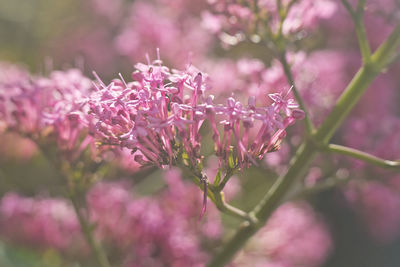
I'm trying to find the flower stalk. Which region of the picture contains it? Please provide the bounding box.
[69,192,111,267]
[207,20,400,267]
[34,144,111,267]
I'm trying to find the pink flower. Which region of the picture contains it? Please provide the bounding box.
[233,202,332,267]
[87,172,221,266]
[345,181,400,244]
[0,193,83,252]
[115,1,211,68]
[205,0,337,45]
[0,172,222,265]
[89,55,303,169]
[0,63,100,161]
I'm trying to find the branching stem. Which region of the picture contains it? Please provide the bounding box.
[325,144,400,170]
[207,20,400,267]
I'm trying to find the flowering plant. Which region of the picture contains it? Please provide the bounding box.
[0,0,400,267]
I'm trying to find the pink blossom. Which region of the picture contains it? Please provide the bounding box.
[233,202,332,267]
[0,171,222,265]
[0,193,83,252]
[205,0,337,45]
[87,172,221,266]
[89,0,124,23]
[115,1,211,68]
[322,0,400,49]
[89,56,303,169]
[345,181,400,244]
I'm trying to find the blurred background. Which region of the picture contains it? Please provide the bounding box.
[1,0,400,266]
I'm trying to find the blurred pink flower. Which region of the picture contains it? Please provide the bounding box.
[0,171,222,265]
[89,0,124,23]
[233,202,333,267]
[345,180,400,244]
[0,193,82,252]
[87,171,222,266]
[115,1,211,68]
[205,0,336,45]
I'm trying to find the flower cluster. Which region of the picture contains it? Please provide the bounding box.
[88,171,221,266]
[0,170,222,266]
[233,202,332,267]
[0,65,95,160]
[115,1,211,68]
[345,180,400,244]
[203,0,336,45]
[0,193,83,252]
[89,55,304,170]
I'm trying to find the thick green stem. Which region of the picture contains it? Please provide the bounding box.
[207,142,317,267]
[207,21,400,267]
[313,64,378,143]
[326,144,400,170]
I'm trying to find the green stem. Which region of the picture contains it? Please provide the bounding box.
[209,184,258,224]
[69,194,111,267]
[326,144,400,170]
[207,21,400,267]
[207,142,317,267]
[217,167,237,191]
[341,0,371,62]
[179,164,253,222]
[272,0,314,134]
[292,176,350,200]
[279,52,315,134]
[34,144,111,267]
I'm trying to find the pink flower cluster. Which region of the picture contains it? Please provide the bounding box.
[88,170,221,267]
[0,193,82,252]
[345,180,400,244]
[202,51,351,127]
[115,1,211,68]
[233,202,332,267]
[203,0,336,42]
[0,65,94,160]
[0,170,222,266]
[338,114,400,244]
[89,56,304,169]
[322,0,400,49]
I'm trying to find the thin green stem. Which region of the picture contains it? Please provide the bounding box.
[371,23,400,69]
[271,0,314,134]
[217,167,237,191]
[69,194,111,267]
[292,176,350,200]
[179,164,254,223]
[326,144,400,170]
[340,0,357,20]
[34,144,111,267]
[209,184,258,224]
[341,0,371,62]
[207,21,400,267]
[279,52,315,134]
